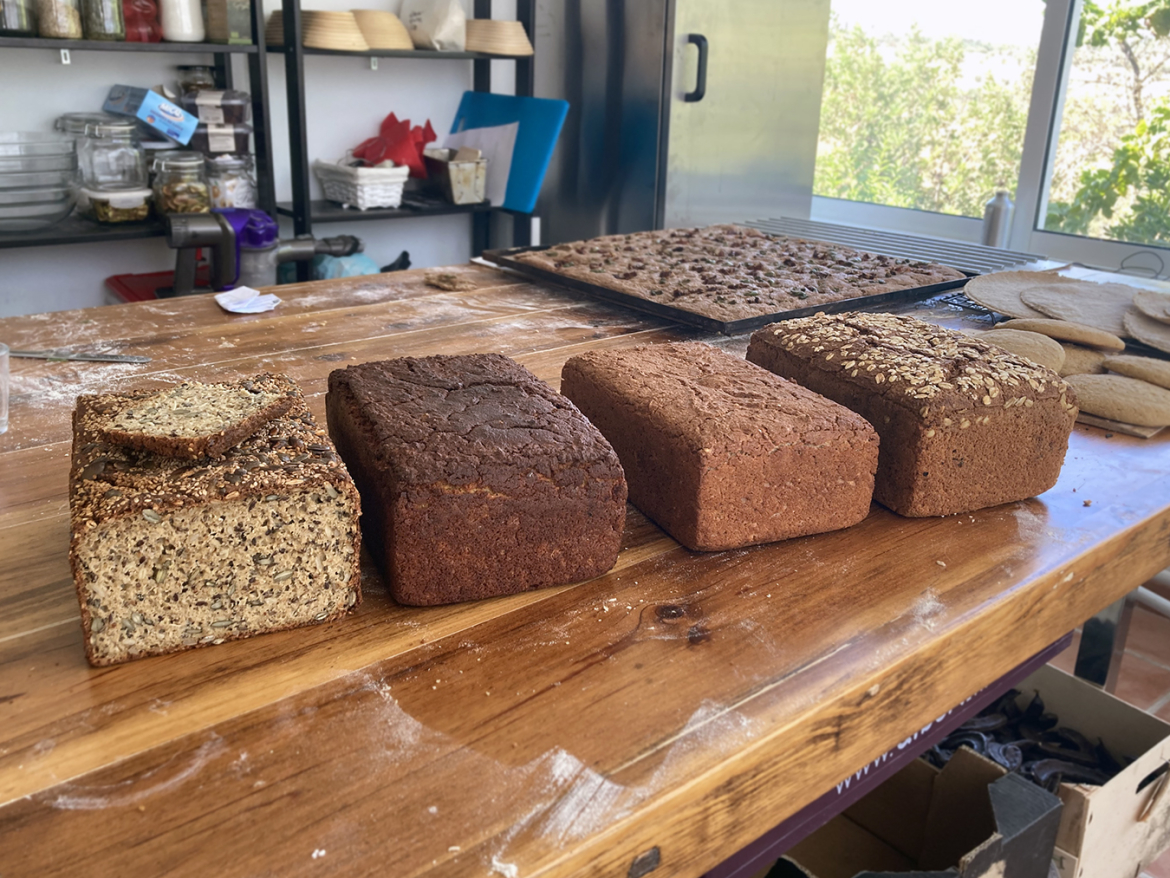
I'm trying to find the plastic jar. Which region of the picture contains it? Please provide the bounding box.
[36,0,82,37]
[0,0,37,35]
[153,151,210,213]
[206,154,257,208]
[177,65,216,93]
[77,117,147,191]
[159,0,203,43]
[81,0,123,39]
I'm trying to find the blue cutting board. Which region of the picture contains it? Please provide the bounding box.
[450,91,569,214]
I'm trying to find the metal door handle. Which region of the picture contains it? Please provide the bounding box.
[684,34,708,102]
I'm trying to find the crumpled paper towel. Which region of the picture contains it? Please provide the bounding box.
[215,286,282,314]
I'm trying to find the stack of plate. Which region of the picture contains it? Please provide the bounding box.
[465,19,533,56]
[351,10,412,50]
[265,10,370,51]
[0,133,78,232]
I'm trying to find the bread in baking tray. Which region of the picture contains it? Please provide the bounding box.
[560,341,879,551]
[326,354,627,606]
[92,373,299,459]
[70,378,362,666]
[514,225,964,324]
[747,312,1079,517]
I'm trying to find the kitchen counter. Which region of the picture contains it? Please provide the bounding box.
[1,264,1168,877]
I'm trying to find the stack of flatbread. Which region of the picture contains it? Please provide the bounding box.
[964,270,1170,432]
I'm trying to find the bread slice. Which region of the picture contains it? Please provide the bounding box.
[70,382,362,666]
[93,373,299,459]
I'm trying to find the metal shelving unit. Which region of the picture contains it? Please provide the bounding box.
[278,0,535,266]
[0,2,276,250]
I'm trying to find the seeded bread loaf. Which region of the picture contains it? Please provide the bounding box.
[326,354,627,606]
[93,373,299,459]
[560,342,879,551]
[747,313,1079,517]
[70,378,362,666]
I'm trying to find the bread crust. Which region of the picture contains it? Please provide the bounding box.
[326,354,627,606]
[561,342,879,551]
[747,313,1079,517]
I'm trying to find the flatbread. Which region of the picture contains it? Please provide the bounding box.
[1065,373,1170,427]
[1021,282,1136,337]
[962,271,1077,319]
[1133,289,1170,324]
[1103,354,1170,390]
[997,317,1125,351]
[979,329,1065,372]
[1059,343,1107,377]
[1124,308,1170,353]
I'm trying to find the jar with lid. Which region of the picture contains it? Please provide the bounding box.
[122,0,160,41]
[36,0,82,37]
[81,0,123,39]
[77,117,147,191]
[77,186,152,223]
[206,154,257,209]
[0,0,37,35]
[159,0,203,42]
[153,151,211,214]
[177,65,216,93]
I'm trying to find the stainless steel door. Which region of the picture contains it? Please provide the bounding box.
[534,0,670,243]
[661,0,831,228]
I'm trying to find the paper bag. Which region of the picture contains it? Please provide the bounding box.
[400,0,466,51]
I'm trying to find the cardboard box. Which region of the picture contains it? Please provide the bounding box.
[780,747,1062,878]
[1017,665,1170,878]
[103,86,198,145]
[423,147,487,205]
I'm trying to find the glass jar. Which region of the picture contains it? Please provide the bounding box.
[55,111,120,136]
[159,0,203,42]
[0,0,37,35]
[77,186,152,223]
[77,118,147,190]
[36,0,82,37]
[81,0,122,38]
[206,154,257,208]
[177,64,216,93]
[153,151,210,214]
[122,0,160,41]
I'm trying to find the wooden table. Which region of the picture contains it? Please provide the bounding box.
[1,265,1169,878]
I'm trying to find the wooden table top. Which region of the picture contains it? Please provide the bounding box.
[1,264,1169,878]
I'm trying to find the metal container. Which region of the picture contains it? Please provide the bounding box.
[981,190,1015,250]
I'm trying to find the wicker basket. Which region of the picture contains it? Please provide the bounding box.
[312,158,409,210]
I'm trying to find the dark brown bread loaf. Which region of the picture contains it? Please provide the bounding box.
[747,313,1079,517]
[326,354,627,606]
[70,377,362,666]
[560,342,879,552]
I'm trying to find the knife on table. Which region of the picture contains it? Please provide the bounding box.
[9,350,152,364]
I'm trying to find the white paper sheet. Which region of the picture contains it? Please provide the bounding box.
[443,122,518,207]
[215,286,282,314]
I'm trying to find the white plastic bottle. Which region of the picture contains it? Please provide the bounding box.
[159,0,203,41]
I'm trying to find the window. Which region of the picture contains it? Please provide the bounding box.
[812,0,1170,271]
[814,0,1046,219]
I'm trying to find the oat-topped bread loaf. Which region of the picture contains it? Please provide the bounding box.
[326,354,627,606]
[747,313,1079,517]
[560,342,879,551]
[92,373,299,458]
[70,377,362,666]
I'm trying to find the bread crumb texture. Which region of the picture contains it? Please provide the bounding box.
[70,379,362,666]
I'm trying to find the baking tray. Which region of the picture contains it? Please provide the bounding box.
[484,244,976,335]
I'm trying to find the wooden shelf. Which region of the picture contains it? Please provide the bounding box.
[0,213,164,250]
[0,36,258,53]
[277,197,494,224]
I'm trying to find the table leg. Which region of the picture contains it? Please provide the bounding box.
[1073,592,1136,693]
